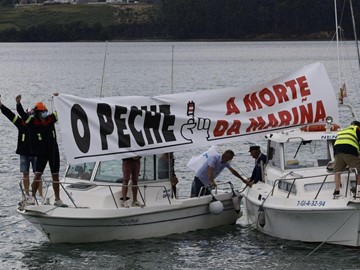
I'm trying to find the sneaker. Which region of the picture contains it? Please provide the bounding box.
[121,201,129,208]
[54,199,68,208]
[333,190,340,199]
[131,201,144,207]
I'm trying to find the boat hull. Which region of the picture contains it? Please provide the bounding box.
[18,195,241,243]
[244,191,360,247]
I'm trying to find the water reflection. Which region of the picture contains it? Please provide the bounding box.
[19,223,360,269]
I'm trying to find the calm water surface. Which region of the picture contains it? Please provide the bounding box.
[0,41,360,270]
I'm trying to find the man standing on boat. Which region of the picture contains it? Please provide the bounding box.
[16,94,67,207]
[248,145,267,184]
[333,121,360,198]
[121,156,142,207]
[190,149,250,197]
[0,96,41,202]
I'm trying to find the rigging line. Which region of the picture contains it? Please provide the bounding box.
[320,31,336,61]
[337,3,360,119]
[334,0,341,92]
[339,30,360,118]
[100,41,108,99]
[171,45,174,94]
[349,0,360,69]
[0,204,18,208]
[0,218,25,229]
[237,166,249,179]
[306,208,359,257]
[0,205,59,230]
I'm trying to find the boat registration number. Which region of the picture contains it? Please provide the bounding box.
[297,200,326,207]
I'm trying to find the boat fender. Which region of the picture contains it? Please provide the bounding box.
[258,208,265,227]
[232,195,242,214]
[209,200,224,215]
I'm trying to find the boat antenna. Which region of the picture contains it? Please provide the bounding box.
[100,41,108,99]
[171,45,174,94]
[349,0,360,69]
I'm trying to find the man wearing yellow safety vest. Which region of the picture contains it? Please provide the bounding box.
[333,121,360,198]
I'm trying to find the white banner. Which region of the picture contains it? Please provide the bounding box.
[54,62,339,164]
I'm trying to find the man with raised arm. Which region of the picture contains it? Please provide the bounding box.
[17,94,67,207]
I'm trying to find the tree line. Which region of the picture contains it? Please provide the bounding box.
[0,0,358,41]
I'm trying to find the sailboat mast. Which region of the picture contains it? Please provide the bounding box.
[334,0,341,90]
[349,0,360,69]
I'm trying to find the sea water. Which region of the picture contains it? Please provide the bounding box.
[0,41,360,270]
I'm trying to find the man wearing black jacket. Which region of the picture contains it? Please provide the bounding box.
[17,94,67,207]
[0,96,41,202]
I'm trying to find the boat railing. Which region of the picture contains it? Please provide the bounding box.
[196,182,234,198]
[270,169,357,199]
[19,179,236,208]
[19,180,172,209]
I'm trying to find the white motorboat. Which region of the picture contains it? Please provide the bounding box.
[242,120,360,247]
[242,0,360,247]
[16,154,243,243]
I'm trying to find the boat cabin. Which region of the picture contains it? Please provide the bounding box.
[53,153,178,208]
[263,129,341,195]
[266,129,336,171]
[65,153,174,184]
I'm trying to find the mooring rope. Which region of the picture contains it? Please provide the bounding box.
[306,208,359,257]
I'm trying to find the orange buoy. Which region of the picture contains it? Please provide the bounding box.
[300,124,340,132]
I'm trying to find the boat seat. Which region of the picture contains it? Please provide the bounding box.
[285,159,300,169]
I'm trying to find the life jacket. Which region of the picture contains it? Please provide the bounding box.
[334,125,360,152]
[24,112,59,156]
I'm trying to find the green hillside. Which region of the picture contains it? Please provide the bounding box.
[0,1,358,42]
[0,4,157,41]
[0,5,114,30]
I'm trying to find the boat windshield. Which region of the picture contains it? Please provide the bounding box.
[268,139,333,170]
[65,162,96,180]
[283,140,332,169]
[94,155,157,183]
[66,154,173,183]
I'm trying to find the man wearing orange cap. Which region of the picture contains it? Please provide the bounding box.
[17,94,67,207]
